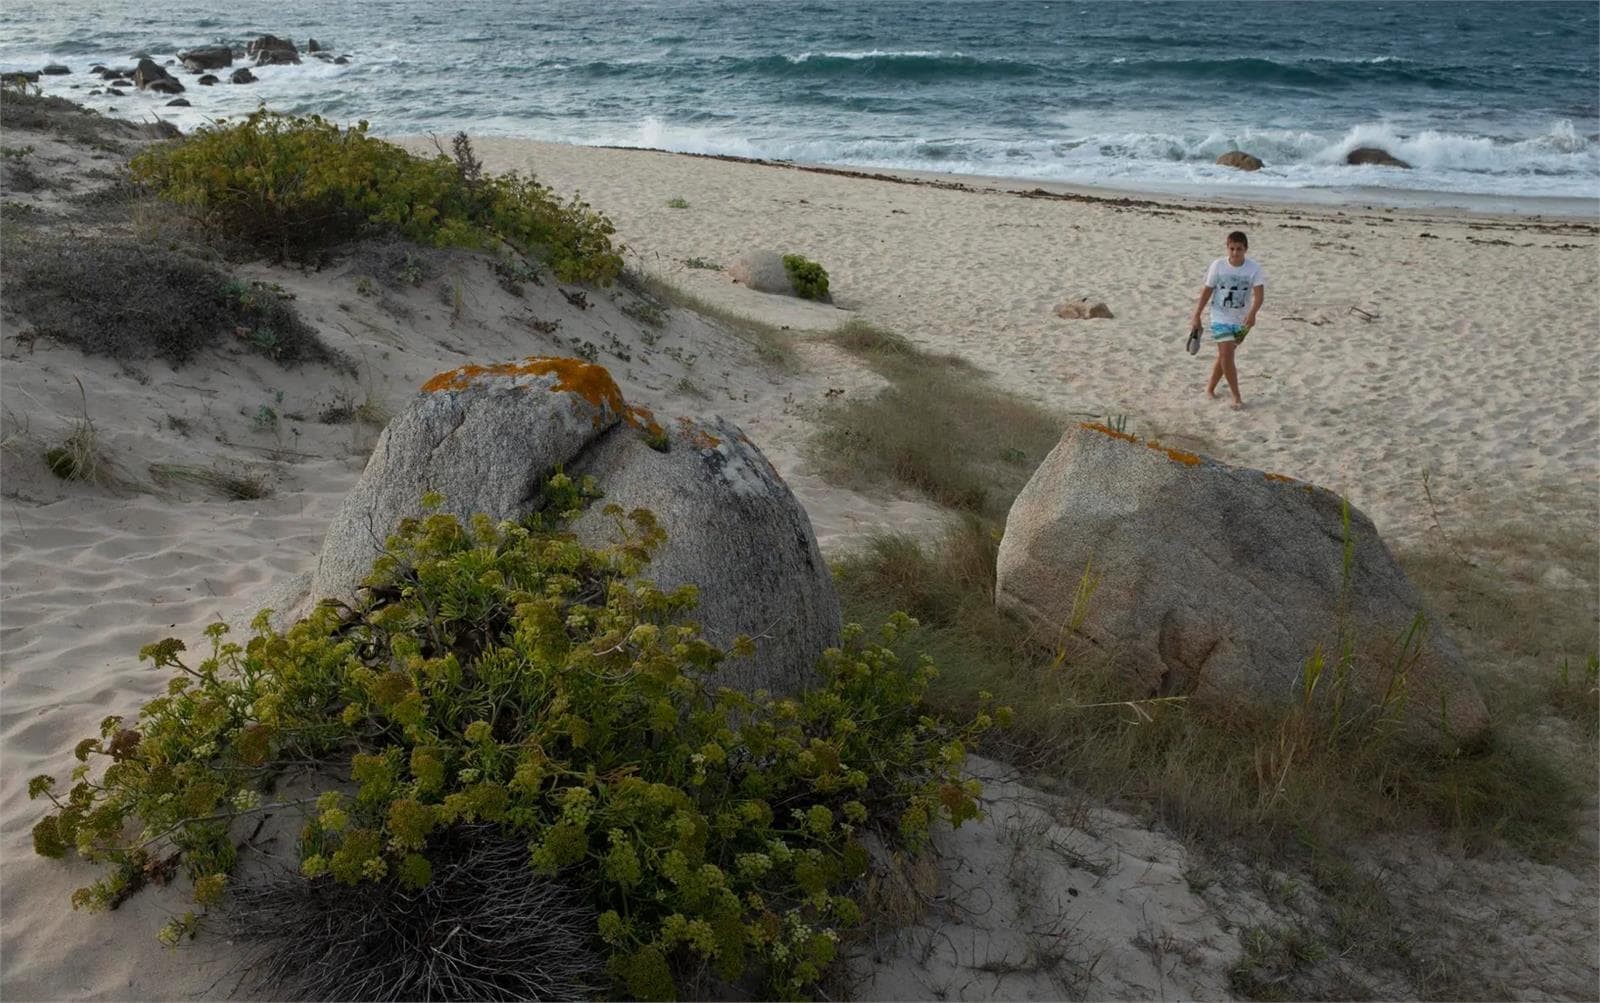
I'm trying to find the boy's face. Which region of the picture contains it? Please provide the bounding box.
[1226,240,1247,266]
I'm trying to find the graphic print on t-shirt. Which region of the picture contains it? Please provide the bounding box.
[1218,276,1251,309]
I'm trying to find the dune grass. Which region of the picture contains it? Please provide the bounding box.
[833,520,1585,865]
[149,462,272,501]
[811,320,1064,520]
[629,271,797,370]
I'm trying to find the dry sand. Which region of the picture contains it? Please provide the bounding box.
[1,119,1596,1000]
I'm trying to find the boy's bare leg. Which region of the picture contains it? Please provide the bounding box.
[1219,341,1244,408]
[1206,353,1224,398]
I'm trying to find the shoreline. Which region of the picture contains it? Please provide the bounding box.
[592,144,1600,223]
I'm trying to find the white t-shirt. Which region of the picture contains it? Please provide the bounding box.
[1204,256,1267,327]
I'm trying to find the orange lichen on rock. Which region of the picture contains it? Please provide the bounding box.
[1083,422,1204,466]
[1079,421,1138,444]
[1144,440,1203,467]
[624,404,664,437]
[1264,472,1299,483]
[676,416,722,450]
[421,357,625,418]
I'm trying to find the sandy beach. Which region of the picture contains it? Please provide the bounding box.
[2,111,1597,1000]
[459,138,1600,552]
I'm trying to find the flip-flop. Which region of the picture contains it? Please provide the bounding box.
[1185,325,1201,355]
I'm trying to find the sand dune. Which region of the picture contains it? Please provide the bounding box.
[1,120,1595,1000]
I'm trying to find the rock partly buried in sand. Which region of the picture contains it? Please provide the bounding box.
[1347,146,1412,169]
[995,422,1488,742]
[180,46,233,72]
[230,67,258,85]
[1054,297,1114,320]
[247,34,301,66]
[1215,150,1264,171]
[310,356,840,698]
[727,250,832,302]
[133,58,180,91]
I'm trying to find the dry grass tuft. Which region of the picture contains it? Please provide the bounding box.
[228,825,605,1002]
[149,462,272,501]
[811,321,1061,519]
[41,379,122,488]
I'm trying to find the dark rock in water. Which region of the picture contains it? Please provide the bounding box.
[90,64,108,75]
[198,74,219,85]
[42,64,72,75]
[230,67,258,84]
[106,87,125,96]
[146,78,185,95]
[247,34,300,65]
[1215,150,1264,172]
[334,55,351,65]
[88,88,104,96]
[133,57,176,90]
[166,98,191,106]
[107,78,132,88]
[1346,146,1412,169]
[307,37,323,52]
[180,46,233,71]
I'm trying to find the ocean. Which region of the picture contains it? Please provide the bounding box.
[3,0,1597,209]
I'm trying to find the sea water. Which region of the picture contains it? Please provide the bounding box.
[2,0,1597,209]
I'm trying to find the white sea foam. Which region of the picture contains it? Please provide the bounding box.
[786,49,951,62]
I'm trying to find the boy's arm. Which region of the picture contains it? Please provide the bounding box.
[1189,287,1213,327]
[1245,285,1264,327]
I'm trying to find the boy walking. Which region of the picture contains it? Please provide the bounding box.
[1189,230,1266,409]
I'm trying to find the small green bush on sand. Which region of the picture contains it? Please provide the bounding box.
[782,254,830,301]
[131,113,622,283]
[31,477,1000,1000]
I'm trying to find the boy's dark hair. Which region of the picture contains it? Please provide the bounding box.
[1227,230,1249,247]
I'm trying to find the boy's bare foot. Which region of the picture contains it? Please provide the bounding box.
[1231,399,1245,410]
[1206,389,1217,399]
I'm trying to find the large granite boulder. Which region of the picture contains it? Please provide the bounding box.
[1346,146,1412,169]
[310,357,839,697]
[995,423,1488,741]
[727,250,793,296]
[1215,150,1264,171]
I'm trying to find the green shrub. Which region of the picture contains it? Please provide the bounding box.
[31,479,999,1000]
[130,113,622,283]
[782,254,830,301]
